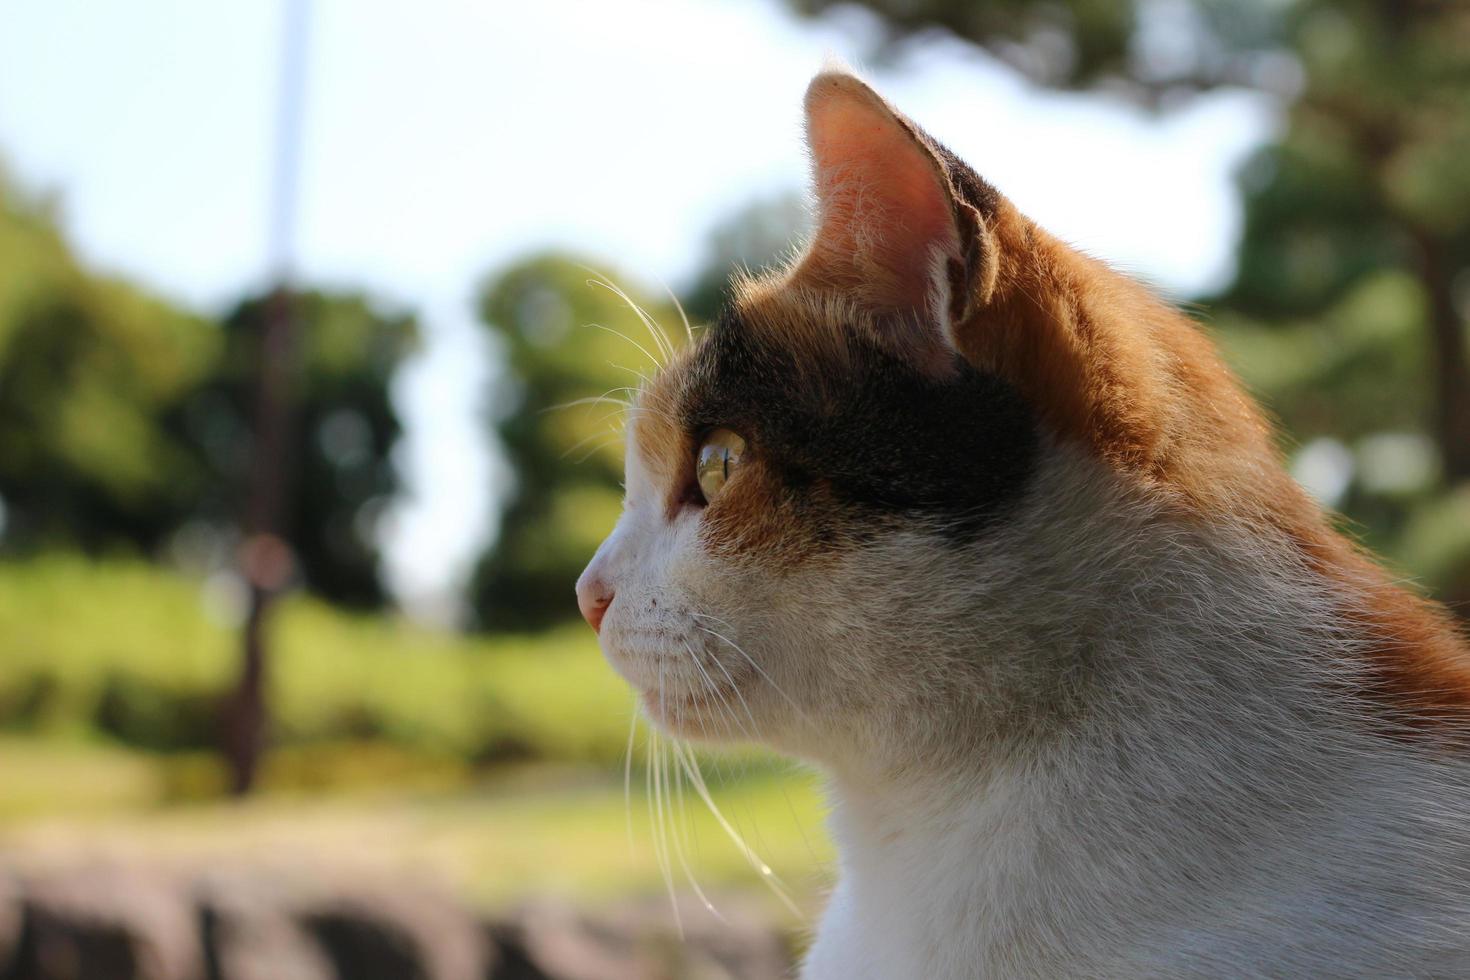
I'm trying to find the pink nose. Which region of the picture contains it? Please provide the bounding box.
[576,573,614,633]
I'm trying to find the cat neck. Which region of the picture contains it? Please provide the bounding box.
[803,450,1470,977]
[813,683,1468,976]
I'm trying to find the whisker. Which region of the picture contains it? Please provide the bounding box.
[590,322,664,372]
[540,387,639,414]
[656,276,696,343]
[571,438,624,465]
[650,728,682,937]
[604,361,659,393]
[703,641,761,739]
[692,618,811,723]
[684,641,749,743]
[667,736,725,922]
[607,400,684,427]
[646,656,681,935]
[777,761,825,872]
[672,740,804,920]
[559,418,625,461]
[585,273,676,365]
[624,693,639,852]
[687,617,780,789]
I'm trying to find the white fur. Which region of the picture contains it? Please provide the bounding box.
[586,435,1470,978]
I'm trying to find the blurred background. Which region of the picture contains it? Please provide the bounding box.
[0,1,1466,977]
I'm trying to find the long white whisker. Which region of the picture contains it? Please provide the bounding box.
[592,276,673,363]
[590,322,664,372]
[560,422,624,462]
[692,619,810,723]
[606,360,651,380]
[656,276,696,343]
[624,694,639,852]
[776,762,825,871]
[540,386,639,414]
[704,641,761,739]
[672,740,803,919]
[683,641,749,743]
[585,275,675,365]
[651,728,682,936]
[668,736,725,922]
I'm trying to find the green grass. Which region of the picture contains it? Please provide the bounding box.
[0,555,634,763]
[0,736,833,920]
[0,556,836,918]
[0,736,164,816]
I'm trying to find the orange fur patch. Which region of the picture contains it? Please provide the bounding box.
[632,160,1470,730]
[963,197,1470,725]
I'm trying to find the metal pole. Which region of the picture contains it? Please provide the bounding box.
[224,0,311,796]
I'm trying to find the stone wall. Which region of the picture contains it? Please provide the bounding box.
[0,866,794,980]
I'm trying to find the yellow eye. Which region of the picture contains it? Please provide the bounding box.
[695,428,746,502]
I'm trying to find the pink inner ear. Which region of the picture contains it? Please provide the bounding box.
[806,89,960,315]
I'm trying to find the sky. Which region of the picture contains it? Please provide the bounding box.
[0,0,1276,619]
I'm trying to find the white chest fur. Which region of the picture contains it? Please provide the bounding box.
[803,727,1470,978]
[799,627,1470,979]
[793,458,1470,977]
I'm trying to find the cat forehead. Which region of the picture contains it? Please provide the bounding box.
[630,284,865,474]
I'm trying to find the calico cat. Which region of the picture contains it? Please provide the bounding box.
[576,69,1470,978]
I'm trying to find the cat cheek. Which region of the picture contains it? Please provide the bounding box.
[693,470,792,563]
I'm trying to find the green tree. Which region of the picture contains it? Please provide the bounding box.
[170,291,417,608]
[468,254,675,630]
[1206,1,1470,606]
[0,172,417,608]
[681,194,810,323]
[0,173,218,551]
[789,0,1470,609]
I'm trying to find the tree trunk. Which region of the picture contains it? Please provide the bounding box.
[1411,227,1470,482]
[224,287,298,796]
[223,0,310,796]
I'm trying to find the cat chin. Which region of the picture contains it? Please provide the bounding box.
[638,683,752,741]
[599,633,762,740]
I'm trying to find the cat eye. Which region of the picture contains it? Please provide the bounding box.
[695,428,746,502]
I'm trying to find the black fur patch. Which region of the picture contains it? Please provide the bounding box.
[678,311,1039,538]
[931,140,1002,221]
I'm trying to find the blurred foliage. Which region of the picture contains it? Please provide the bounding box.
[0,555,632,766]
[468,255,675,630]
[788,0,1470,610]
[793,0,1138,90]
[170,292,416,607]
[469,199,807,629]
[788,0,1291,97]
[1206,3,1470,610]
[0,178,216,552]
[0,174,415,607]
[681,195,811,323]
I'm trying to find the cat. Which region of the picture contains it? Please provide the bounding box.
[576,67,1470,978]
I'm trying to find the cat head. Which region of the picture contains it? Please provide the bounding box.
[575,69,1470,770]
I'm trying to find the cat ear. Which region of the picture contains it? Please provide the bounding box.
[793,69,996,371]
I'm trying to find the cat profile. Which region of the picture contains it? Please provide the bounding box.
[577,68,1470,978]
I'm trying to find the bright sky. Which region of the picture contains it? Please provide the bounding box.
[0,0,1275,617]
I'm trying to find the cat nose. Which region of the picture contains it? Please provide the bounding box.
[576,570,615,633]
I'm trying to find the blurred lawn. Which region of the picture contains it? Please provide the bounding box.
[0,737,832,919]
[0,555,633,764]
[0,556,834,919]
